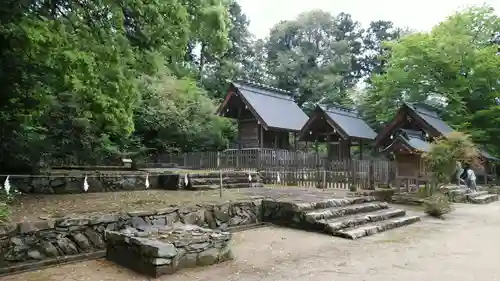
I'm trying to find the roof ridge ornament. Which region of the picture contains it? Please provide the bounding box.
[235,79,293,95]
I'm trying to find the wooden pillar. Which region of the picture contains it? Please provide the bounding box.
[294,133,298,150]
[325,134,331,169]
[359,139,364,160]
[259,124,264,149]
[485,162,488,185]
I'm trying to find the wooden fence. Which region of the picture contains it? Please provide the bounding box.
[156,148,400,190]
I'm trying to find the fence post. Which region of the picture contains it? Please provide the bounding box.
[322,169,326,191]
[236,149,240,170]
[369,160,375,190]
[257,148,261,171]
[219,170,223,198]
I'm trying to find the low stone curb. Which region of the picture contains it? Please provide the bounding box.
[0,251,106,277]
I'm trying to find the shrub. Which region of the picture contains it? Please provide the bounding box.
[423,132,481,195]
[0,203,11,223]
[424,193,453,218]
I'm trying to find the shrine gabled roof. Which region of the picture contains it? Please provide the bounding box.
[216,81,308,132]
[400,135,431,152]
[479,149,500,162]
[405,103,454,136]
[375,102,455,146]
[380,128,431,153]
[321,105,377,140]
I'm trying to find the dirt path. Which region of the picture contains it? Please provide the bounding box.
[4,202,500,281]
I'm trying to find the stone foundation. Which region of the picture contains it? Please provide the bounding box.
[4,173,180,194]
[6,169,267,194]
[391,194,426,205]
[106,225,233,277]
[0,200,261,274]
[181,171,263,190]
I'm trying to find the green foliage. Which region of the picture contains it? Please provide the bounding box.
[134,70,235,154]
[0,203,11,224]
[424,193,454,218]
[265,11,361,108]
[361,5,500,155]
[423,132,481,184]
[2,0,498,175]
[0,0,236,172]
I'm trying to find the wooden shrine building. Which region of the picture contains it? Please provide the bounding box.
[216,80,308,150]
[299,105,377,160]
[375,102,498,183]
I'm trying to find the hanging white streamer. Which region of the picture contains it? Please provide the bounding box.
[277,172,281,184]
[184,174,189,186]
[303,173,308,180]
[145,174,150,189]
[4,176,10,194]
[83,176,89,192]
[248,173,252,182]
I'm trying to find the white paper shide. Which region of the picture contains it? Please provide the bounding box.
[3,176,10,194]
[83,176,89,192]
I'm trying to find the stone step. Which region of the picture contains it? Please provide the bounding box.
[294,196,377,212]
[186,182,264,190]
[333,215,421,239]
[304,201,389,222]
[189,177,261,185]
[448,188,487,197]
[469,194,499,204]
[321,208,406,233]
[467,191,489,198]
[184,172,260,179]
[450,189,488,196]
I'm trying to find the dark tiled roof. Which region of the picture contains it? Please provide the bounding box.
[405,103,499,160]
[322,105,377,140]
[395,128,431,152]
[400,135,431,152]
[480,149,500,162]
[232,81,308,131]
[405,103,454,135]
[404,137,431,152]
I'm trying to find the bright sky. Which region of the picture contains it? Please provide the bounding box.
[237,0,500,38]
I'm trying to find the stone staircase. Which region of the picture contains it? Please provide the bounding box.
[262,196,420,240]
[180,171,263,190]
[442,185,498,204]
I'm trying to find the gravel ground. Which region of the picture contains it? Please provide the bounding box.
[3,201,500,281]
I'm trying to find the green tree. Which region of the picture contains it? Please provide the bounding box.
[201,1,254,100]
[362,5,500,155]
[424,132,481,185]
[134,70,234,156]
[0,0,235,172]
[265,10,359,109]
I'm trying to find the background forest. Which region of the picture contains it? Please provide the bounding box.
[0,1,499,173]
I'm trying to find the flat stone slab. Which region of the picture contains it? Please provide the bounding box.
[334,215,421,239]
[469,194,499,204]
[106,224,233,277]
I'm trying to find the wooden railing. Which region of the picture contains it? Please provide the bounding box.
[154,148,397,190]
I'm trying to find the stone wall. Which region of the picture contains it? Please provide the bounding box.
[3,173,180,194]
[180,171,263,190]
[0,200,261,274]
